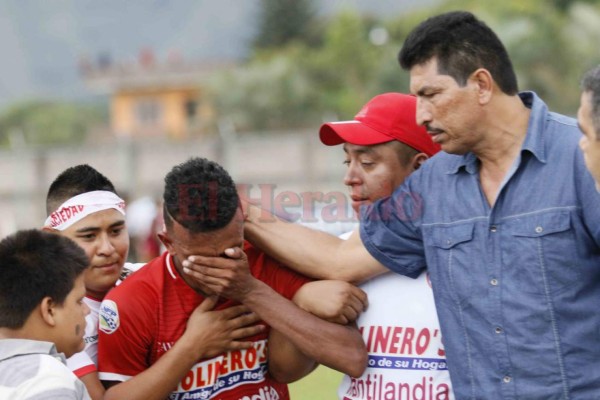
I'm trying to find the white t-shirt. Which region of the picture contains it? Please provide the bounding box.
[337,232,454,400]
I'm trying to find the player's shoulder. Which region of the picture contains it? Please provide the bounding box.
[117,261,146,283]
[243,240,280,273]
[99,261,162,335]
[107,254,167,301]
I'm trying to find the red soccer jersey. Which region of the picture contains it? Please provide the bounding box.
[97,243,309,400]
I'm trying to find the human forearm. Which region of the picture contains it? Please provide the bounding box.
[267,329,318,383]
[241,279,367,378]
[79,372,104,400]
[245,204,381,282]
[292,280,368,324]
[103,299,263,400]
[180,247,368,376]
[103,336,200,400]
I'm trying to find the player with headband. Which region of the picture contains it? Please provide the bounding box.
[43,165,264,400]
[42,166,134,398]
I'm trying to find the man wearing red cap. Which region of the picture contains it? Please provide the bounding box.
[320,93,453,400]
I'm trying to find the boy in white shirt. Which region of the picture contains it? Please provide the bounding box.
[0,229,91,399]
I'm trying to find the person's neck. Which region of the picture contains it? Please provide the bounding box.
[475,93,530,174]
[86,289,108,301]
[0,324,46,342]
[0,328,19,340]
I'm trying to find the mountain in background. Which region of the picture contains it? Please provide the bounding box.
[0,0,437,110]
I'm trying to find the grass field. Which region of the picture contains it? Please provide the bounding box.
[288,365,343,399]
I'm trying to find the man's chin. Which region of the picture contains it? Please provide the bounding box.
[352,200,372,214]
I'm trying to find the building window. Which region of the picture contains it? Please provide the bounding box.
[135,99,163,127]
[185,99,197,119]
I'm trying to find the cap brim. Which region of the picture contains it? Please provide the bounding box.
[319,120,394,146]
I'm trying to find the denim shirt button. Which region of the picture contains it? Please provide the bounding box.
[490,225,497,232]
[535,226,543,233]
[503,376,512,383]
[490,278,498,286]
[495,327,503,334]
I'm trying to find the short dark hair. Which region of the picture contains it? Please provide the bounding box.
[398,11,518,95]
[581,65,600,140]
[0,229,89,329]
[389,141,420,167]
[163,157,239,233]
[46,164,117,215]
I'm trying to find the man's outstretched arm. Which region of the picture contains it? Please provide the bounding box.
[244,203,386,283]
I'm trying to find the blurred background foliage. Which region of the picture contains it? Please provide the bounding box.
[208,0,600,132]
[0,100,106,147]
[1,0,600,143]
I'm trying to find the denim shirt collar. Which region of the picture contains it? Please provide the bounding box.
[448,91,547,175]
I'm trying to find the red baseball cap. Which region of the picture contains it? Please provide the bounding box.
[319,92,441,157]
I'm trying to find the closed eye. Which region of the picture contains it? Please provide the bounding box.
[78,233,96,241]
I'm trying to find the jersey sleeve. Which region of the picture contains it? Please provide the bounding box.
[248,245,311,300]
[97,279,156,382]
[66,303,98,378]
[66,349,96,378]
[116,262,146,285]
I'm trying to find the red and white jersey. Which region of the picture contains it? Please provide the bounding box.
[98,244,308,400]
[67,296,100,378]
[66,262,145,378]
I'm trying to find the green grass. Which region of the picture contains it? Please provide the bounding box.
[288,365,343,399]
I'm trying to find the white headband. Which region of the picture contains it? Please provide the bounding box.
[44,190,126,231]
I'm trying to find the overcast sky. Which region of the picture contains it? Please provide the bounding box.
[0,0,438,109]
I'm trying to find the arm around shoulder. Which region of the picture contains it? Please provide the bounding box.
[244,206,385,282]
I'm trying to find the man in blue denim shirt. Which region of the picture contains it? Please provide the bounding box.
[243,11,600,399]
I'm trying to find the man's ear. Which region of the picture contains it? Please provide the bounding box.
[470,68,494,105]
[157,232,175,255]
[412,153,429,171]
[39,297,57,327]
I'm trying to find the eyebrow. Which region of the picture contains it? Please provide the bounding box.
[343,145,375,155]
[74,219,126,233]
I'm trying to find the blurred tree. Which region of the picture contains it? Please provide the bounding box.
[0,100,106,147]
[210,10,391,132]
[210,1,600,133]
[386,0,600,115]
[253,0,321,49]
[305,10,383,118]
[207,46,323,132]
[551,0,599,12]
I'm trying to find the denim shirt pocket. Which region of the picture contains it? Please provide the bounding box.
[504,210,579,295]
[425,223,476,306]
